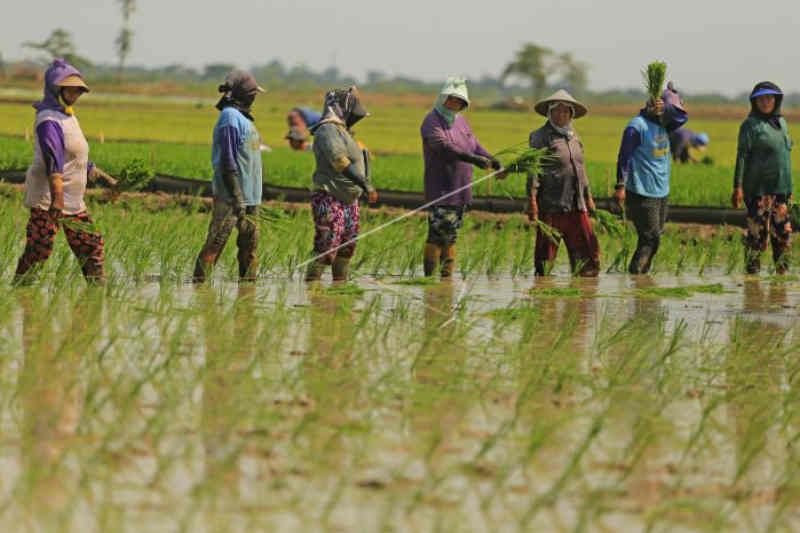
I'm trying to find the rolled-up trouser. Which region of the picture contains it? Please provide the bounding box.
[311,191,360,263]
[15,208,105,281]
[535,211,600,276]
[744,194,792,272]
[194,199,260,282]
[626,191,668,274]
[426,205,465,246]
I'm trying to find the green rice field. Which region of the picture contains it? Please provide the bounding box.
[1,90,800,533]
[0,92,796,207]
[0,185,799,531]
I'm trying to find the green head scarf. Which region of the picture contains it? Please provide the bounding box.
[434,76,470,126]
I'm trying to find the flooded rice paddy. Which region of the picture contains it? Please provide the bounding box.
[0,191,799,532]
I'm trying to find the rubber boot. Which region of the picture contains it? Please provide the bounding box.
[440,244,456,278]
[423,243,441,277]
[332,256,350,282]
[305,259,327,282]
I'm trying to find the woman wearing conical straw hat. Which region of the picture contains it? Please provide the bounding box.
[528,89,600,276]
[420,77,504,278]
[14,59,117,284]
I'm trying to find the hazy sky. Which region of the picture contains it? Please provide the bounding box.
[2,0,799,95]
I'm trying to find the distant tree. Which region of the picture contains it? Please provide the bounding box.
[366,70,387,85]
[556,52,589,96]
[0,52,6,78]
[23,28,92,70]
[115,0,136,79]
[203,63,236,80]
[501,43,555,99]
[502,44,590,98]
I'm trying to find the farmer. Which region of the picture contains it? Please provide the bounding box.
[305,86,377,282]
[732,82,793,274]
[421,76,503,277]
[14,59,117,284]
[286,127,312,151]
[286,107,321,151]
[670,128,710,163]
[193,70,265,283]
[615,82,688,274]
[528,89,600,276]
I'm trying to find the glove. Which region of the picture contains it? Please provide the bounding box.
[490,158,502,171]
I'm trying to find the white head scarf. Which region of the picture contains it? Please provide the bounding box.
[547,102,575,138]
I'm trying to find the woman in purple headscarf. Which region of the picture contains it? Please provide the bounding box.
[14,59,117,284]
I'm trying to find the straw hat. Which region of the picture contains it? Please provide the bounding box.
[534,89,587,118]
[57,74,90,92]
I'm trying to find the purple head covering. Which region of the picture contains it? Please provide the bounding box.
[33,59,85,113]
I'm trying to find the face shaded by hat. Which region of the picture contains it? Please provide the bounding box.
[215,70,265,120]
[534,90,588,119]
[315,86,369,131]
[34,59,90,114]
[749,81,784,128]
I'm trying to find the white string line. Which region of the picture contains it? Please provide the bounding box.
[295,168,506,271]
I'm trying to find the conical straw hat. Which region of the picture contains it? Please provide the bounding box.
[534,89,587,118]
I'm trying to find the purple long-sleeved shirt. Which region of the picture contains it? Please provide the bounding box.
[36,121,93,177]
[217,125,241,174]
[421,109,492,206]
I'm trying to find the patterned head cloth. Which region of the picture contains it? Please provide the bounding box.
[317,86,369,130]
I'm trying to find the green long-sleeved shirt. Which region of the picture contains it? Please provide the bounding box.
[734,115,793,197]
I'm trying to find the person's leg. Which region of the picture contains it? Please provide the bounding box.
[306,192,344,281]
[562,211,600,277]
[332,202,360,281]
[627,193,660,274]
[236,206,259,282]
[743,196,768,274]
[193,200,236,283]
[424,207,445,276]
[62,211,105,283]
[14,208,58,283]
[534,213,561,276]
[769,197,792,274]
[438,207,464,278]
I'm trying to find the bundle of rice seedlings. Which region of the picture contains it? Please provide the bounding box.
[492,144,552,176]
[115,158,155,192]
[642,61,667,101]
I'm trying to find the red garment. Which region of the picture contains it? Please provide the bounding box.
[535,211,600,276]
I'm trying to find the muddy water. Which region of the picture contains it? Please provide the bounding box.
[0,273,798,532]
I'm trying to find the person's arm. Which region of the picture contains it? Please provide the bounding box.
[217,125,245,212]
[36,121,66,214]
[317,126,374,199]
[474,138,502,171]
[422,118,492,169]
[731,122,751,207]
[616,126,641,189]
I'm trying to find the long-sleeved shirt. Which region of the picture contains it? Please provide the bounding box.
[616,104,688,198]
[669,128,694,163]
[420,109,492,207]
[734,115,793,197]
[311,120,370,204]
[211,106,263,206]
[527,122,591,213]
